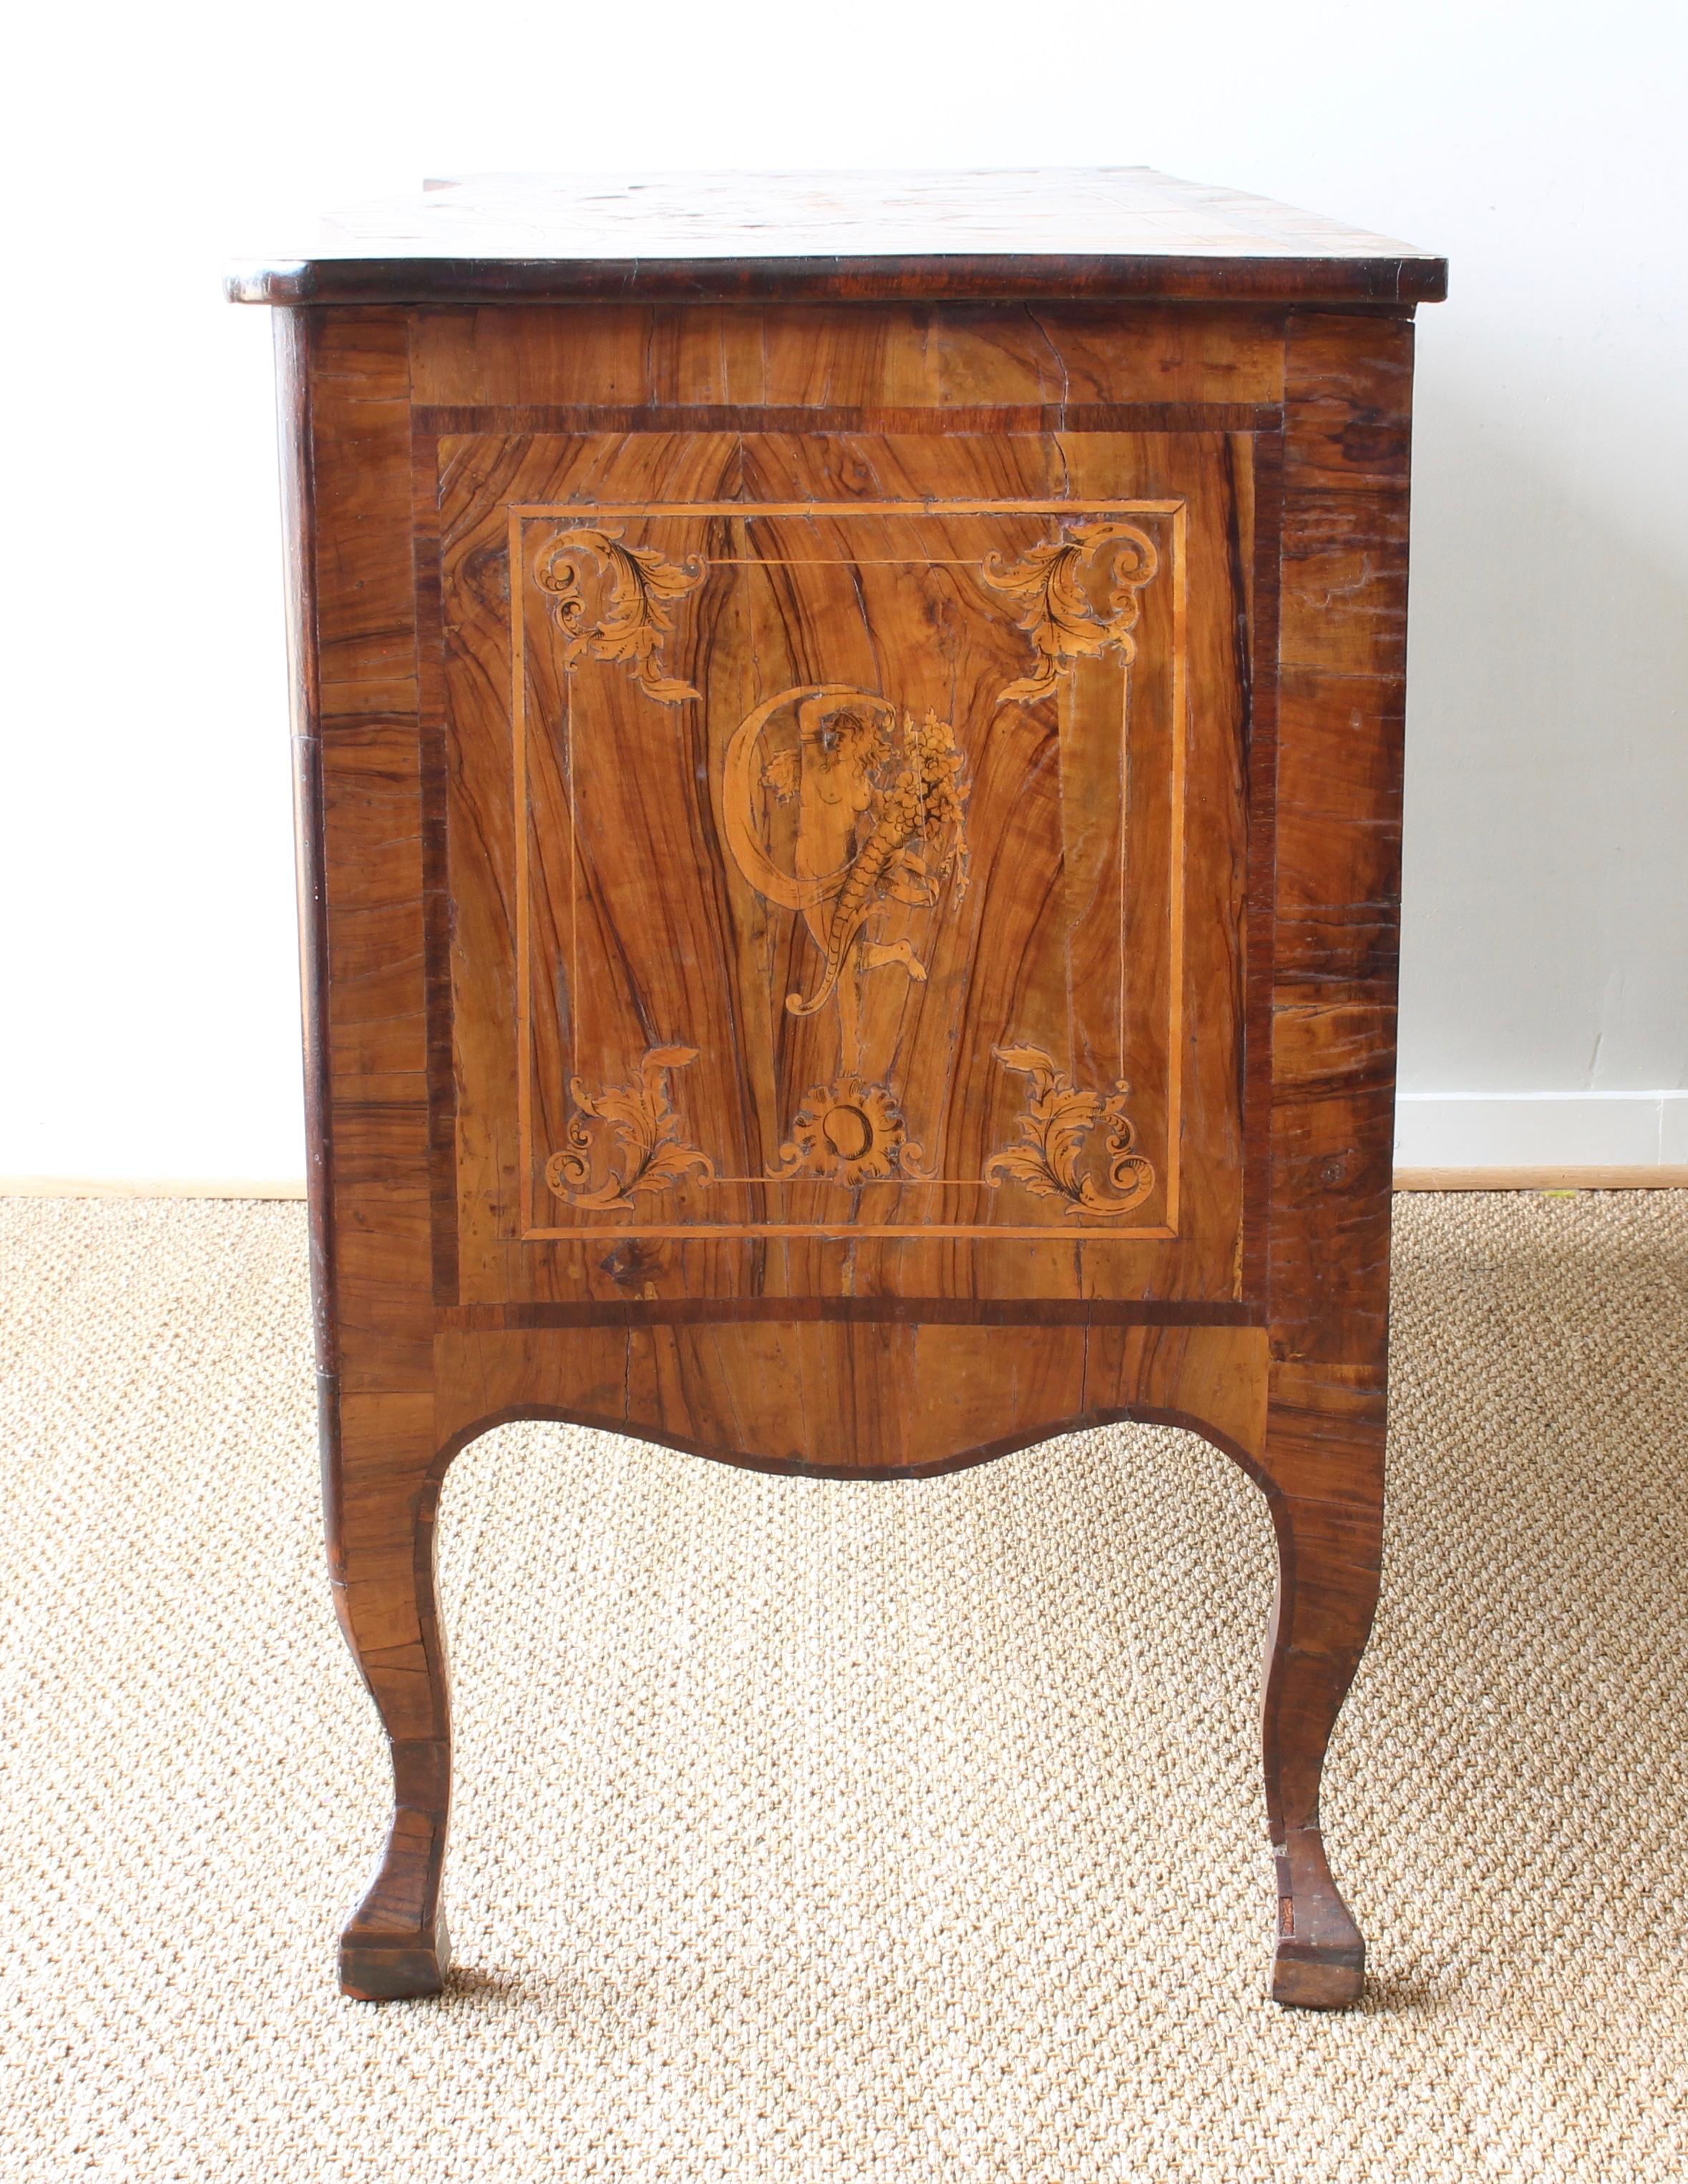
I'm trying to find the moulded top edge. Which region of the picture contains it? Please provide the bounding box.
[225,252,1448,309]
[225,167,1448,308]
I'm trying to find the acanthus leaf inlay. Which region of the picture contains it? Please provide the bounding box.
[535,526,704,703]
[983,1044,1156,1218]
[545,1046,717,1210]
[982,519,1160,705]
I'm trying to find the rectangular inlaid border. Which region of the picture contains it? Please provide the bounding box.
[507,496,1189,1243]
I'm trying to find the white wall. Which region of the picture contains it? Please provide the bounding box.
[4,0,1683,1182]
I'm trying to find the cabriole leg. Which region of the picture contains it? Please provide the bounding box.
[1257,1376,1385,2008]
[321,1381,452,2000]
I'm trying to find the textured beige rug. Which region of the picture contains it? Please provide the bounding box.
[1,1194,1684,2182]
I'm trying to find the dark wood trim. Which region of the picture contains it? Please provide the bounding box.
[411,401,1284,439]
[228,255,1445,310]
[435,1297,1266,1331]
[1267,308,1412,1365]
[428,1397,1265,1487]
[1241,424,1284,1302]
[273,308,338,1379]
[410,425,459,1307]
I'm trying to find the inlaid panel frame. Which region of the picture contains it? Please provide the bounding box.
[506,493,1189,1246]
[429,422,1258,1313]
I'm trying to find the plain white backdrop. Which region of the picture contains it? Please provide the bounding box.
[3,0,1684,1182]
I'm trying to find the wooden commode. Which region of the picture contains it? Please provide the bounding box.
[230,169,1446,2008]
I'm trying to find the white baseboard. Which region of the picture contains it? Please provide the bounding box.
[1392,1091,1688,1170]
[0,1177,308,1200]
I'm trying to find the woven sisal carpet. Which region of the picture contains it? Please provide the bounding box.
[1,1194,1684,2181]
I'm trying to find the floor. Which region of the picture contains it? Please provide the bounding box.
[1,1192,1684,2182]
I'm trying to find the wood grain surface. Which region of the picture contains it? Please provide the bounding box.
[268,253,1424,2012]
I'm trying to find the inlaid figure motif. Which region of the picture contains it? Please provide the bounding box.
[722,684,970,1072]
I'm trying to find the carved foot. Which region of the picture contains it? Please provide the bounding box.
[341,1903,452,2001]
[1269,1826,1365,2009]
[336,1747,452,2001]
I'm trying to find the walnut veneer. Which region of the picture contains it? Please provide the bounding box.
[233,167,1445,2009]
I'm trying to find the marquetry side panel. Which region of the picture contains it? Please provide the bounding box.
[1268,312,1413,1372]
[436,422,1251,1310]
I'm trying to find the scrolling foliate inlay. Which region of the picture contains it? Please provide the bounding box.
[535,527,704,703]
[984,1044,1157,1219]
[545,1047,717,1210]
[981,520,1160,705]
